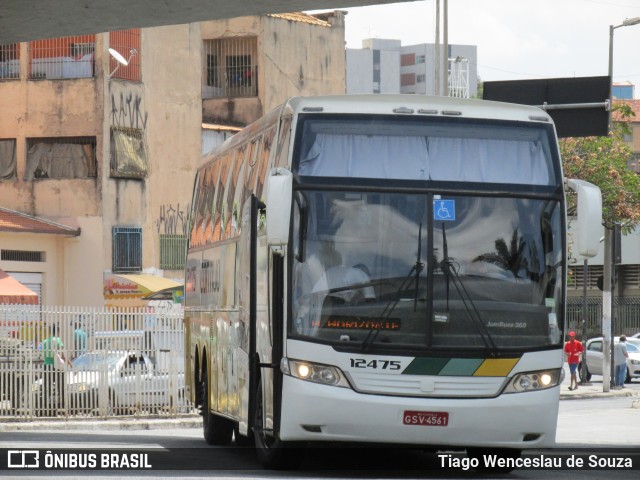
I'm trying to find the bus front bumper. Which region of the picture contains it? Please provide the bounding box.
[279,375,558,448]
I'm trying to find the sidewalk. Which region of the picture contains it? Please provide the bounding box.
[559,382,640,400]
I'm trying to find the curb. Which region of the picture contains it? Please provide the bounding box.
[560,390,640,401]
[0,414,202,432]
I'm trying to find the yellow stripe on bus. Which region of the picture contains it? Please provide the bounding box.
[473,358,520,377]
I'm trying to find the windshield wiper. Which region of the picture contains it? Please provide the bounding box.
[440,223,499,356]
[361,222,425,352]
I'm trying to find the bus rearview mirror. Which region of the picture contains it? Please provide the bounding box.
[266,168,293,248]
[566,178,602,258]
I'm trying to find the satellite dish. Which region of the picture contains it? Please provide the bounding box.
[108,48,129,66]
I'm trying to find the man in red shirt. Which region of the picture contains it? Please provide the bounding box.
[564,331,585,390]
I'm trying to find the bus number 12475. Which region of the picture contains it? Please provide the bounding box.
[350,358,402,370]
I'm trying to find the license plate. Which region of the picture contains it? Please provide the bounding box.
[403,410,449,427]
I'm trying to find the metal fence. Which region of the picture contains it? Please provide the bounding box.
[0,304,190,419]
[566,296,640,340]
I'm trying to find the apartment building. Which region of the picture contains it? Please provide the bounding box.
[346,38,478,98]
[0,12,345,306]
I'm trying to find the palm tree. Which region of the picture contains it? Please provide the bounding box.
[474,229,528,279]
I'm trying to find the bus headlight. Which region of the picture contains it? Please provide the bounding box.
[503,369,562,394]
[281,358,350,388]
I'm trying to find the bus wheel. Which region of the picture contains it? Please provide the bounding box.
[253,380,299,469]
[201,370,233,445]
[467,447,521,473]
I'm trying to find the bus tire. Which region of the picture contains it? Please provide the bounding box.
[467,447,521,473]
[201,369,233,445]
[253,380,300,469]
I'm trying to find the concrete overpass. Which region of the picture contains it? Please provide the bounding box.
[1,0,407,43]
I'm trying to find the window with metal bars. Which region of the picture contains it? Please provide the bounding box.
[25,137,96,180]
[621,264,640,288]
[159,235,187,270]
[28,35,95,79]
[1,250,45,262]
[112,227,142,273]
[203,37,257,98]
[110,127,148,179]
[568,265,603,289]
[109,29,141,82]
[0,43,20,79]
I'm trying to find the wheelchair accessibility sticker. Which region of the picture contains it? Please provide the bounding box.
[434,199,455,221]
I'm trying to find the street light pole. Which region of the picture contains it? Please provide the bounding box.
[602,17,640,392]
[442,0,448,97]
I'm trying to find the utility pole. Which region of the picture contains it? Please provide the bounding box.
[442,0,448,97]
[602,17,640,392]
[434,0,440,96]
[580,259,591,385]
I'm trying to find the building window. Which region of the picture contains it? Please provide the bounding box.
[417,74,426,84]
[160,234,187,270]
[26,137,97,180]
[621,264,640,289]
[203,37,257,98]
[206,54,219,87]
[0,139,17,180]
[568,265,603,289]
[400,53,415,67]
[416,54,426,64]
[28,35,95,79]
[401,72,416,87]
[112,227,142,273]
[0,43,20,79]
[109,29,141,82]
[110,127,148,179]
[1,250,45,262]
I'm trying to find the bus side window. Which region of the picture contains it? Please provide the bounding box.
[241,138,260,215]
[227,148,245,238]
[255,127,275,200]
[215,154,232,241]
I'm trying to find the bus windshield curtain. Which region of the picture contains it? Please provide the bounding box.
[299,134,551,185]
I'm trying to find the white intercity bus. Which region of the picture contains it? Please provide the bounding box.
[184,95,601,469]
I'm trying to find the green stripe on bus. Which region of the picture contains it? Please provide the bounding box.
[402,357,521,376]
[438,358,485,376]
[402,357,449,375]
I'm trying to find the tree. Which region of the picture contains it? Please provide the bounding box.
[560,103,640,392]
[474,229,528,279]
[560,103,640,233]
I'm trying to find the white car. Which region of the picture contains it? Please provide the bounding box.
[579,337,640,383]
[34,351,184,415]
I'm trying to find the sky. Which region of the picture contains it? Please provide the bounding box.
[314,0,640,91]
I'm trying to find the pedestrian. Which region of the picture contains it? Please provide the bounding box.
[613,335,629,389]
[564,331,584,391]
[42,324,68,415]
[72,317,87,360]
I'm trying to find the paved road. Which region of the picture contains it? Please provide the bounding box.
[1,393,639,479]
[1,369,639,479]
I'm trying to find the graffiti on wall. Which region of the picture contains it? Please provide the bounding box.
[156,203,189,236]
[111,90,148,129]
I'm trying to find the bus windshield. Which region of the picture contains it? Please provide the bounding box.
[291,191,563,352]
